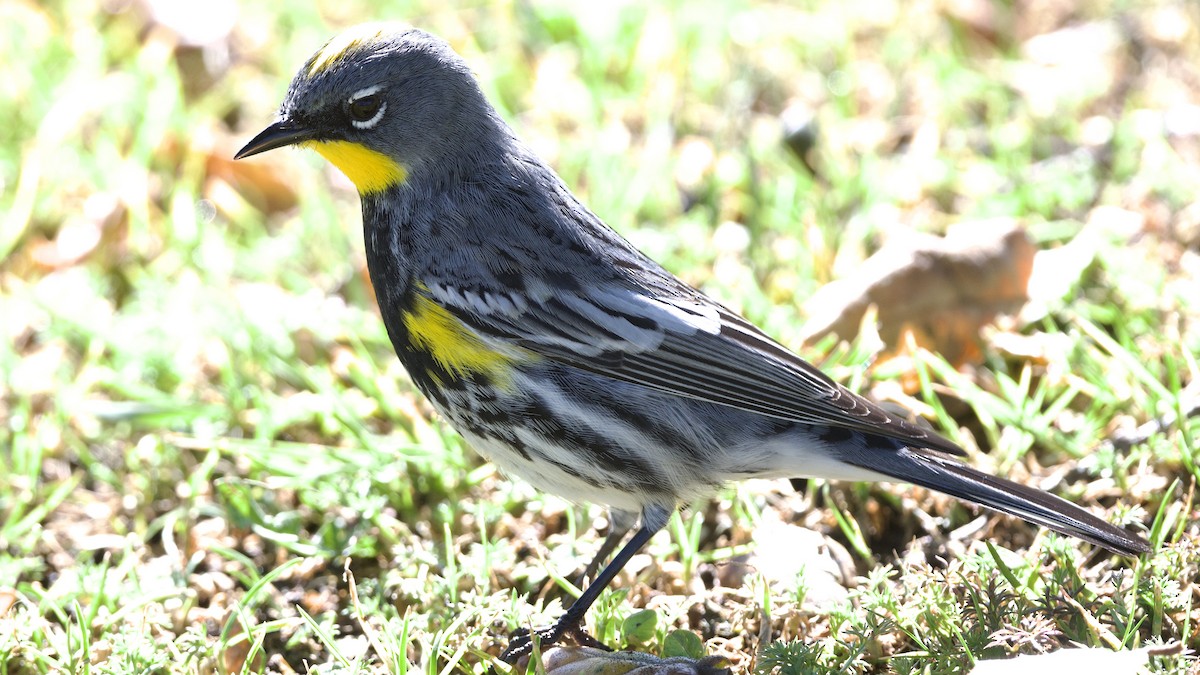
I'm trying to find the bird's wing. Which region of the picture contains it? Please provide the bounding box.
[421,278,965,457]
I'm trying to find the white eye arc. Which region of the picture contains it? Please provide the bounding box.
[348,85,387,130]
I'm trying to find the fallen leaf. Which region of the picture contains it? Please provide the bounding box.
[207,153,302,216]
[528,646,732,675]
[1021,206,1146,324]
[726,516,852,611]
[0,588,16,618]
[801,219,1034,368]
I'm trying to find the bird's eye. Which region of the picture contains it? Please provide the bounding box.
[349,95,382,121]
[347,87,386,129]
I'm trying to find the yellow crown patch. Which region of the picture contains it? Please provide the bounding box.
[306,22,411,78]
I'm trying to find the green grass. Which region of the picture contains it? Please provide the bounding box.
[3,0,1199,673]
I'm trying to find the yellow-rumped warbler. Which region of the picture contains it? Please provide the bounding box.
[235,24,1149,661]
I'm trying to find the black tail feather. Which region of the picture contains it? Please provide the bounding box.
[842,448,1149,556]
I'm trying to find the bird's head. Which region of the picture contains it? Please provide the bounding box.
[235,24,496,193]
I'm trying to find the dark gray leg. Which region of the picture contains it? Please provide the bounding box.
[576,509,637,587]
[500,505,672,663]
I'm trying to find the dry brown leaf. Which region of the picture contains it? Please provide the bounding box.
[0,588,16,619]
[207,153,302,216]
[731,516,852,611]
[29,193,127,270]
[939,0,1012,49]
[1021,206,1146,324]
[528,646,732,675]
[221,616,265,675]
[801,219,1034,368]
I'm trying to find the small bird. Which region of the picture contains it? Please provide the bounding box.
[235,24,1149,662]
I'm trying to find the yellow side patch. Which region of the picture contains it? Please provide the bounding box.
[308,140,407,194]
[306,22,408,78]
[403,293,520,382]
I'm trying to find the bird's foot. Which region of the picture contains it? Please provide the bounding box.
[499,619,611,663]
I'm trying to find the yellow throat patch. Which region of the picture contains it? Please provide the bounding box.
[308,140,407,194]
[402,293,521,384]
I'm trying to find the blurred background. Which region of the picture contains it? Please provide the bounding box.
[2,0,1198,672]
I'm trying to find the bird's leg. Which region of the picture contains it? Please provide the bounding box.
[500,506,670,663]
[576,509,637,587]
[500,525,656,661]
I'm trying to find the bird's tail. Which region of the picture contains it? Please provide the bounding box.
[840,447,1149,556]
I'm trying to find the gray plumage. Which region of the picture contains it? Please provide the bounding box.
[236,25,1149,661]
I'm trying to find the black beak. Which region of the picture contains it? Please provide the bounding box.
[234,119,316,159]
